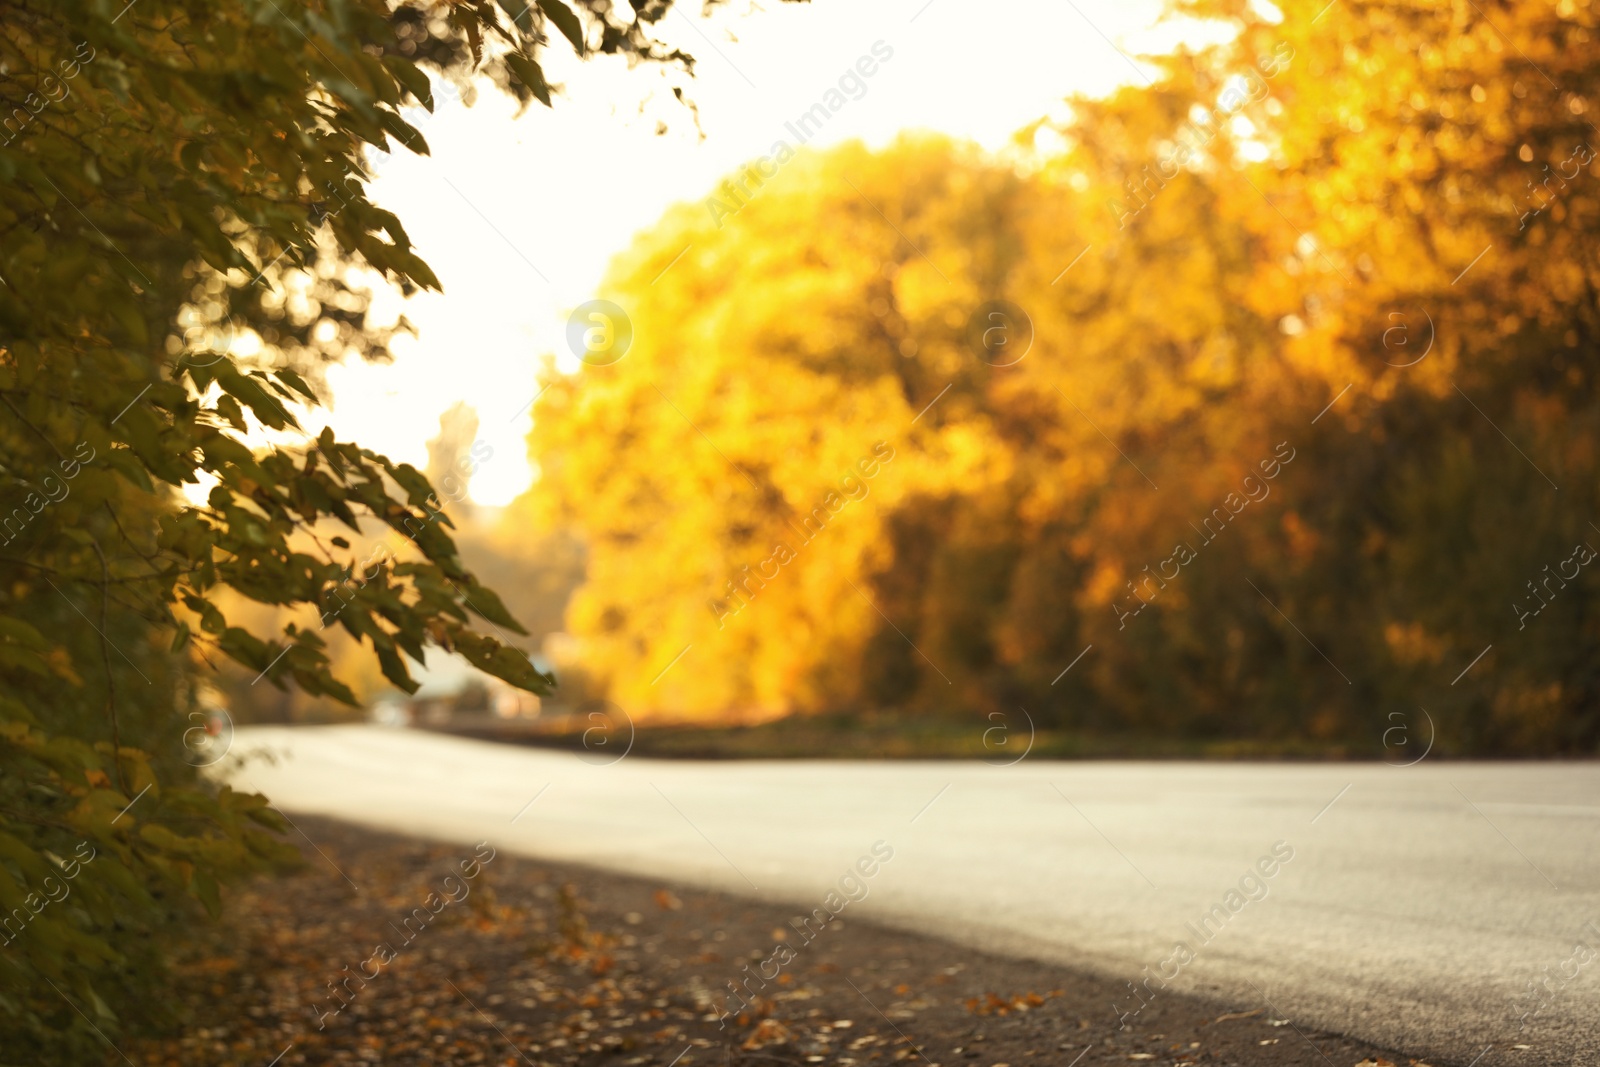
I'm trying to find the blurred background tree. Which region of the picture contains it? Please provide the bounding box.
[524,0,1600,756]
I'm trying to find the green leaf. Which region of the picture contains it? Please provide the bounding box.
[87,985,117,1022]
[382,55,434,109]
[537,0,586,54]
[374,641,419,694]
[192,868,222,917]
[497,0,534,33]
[462,581,527,634]
[274,367,318,402]
[505,53,553,108]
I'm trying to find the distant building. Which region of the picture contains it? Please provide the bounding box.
[367,647,547,728]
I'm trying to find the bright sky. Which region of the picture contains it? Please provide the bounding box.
[330,0,1186,505]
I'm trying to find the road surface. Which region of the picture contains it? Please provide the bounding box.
[221,726,1600,1066]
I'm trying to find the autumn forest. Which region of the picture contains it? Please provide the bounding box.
[518,1,1600,755]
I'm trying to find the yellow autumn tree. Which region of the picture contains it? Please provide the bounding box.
[522,0,1600,754]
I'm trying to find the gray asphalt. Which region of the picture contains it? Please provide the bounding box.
[222,726,1600,1066]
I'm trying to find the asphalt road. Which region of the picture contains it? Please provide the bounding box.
[222,726,1600,1066]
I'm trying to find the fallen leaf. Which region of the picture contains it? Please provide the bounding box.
[740,1018,791,1050]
